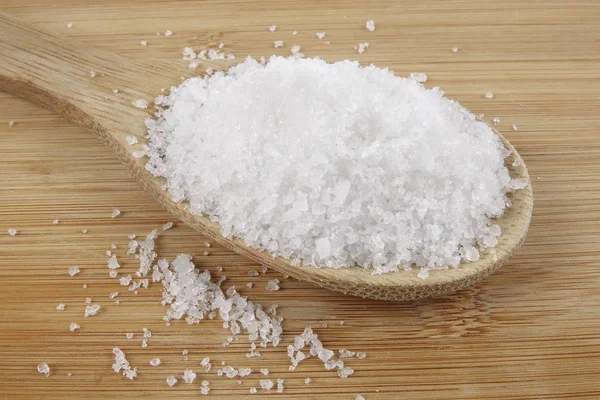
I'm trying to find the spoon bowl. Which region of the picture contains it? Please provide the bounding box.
[0,12,533,301]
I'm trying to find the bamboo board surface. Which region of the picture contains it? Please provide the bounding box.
[0,1,599,399]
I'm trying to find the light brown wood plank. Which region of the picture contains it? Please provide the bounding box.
[1,0,599,398]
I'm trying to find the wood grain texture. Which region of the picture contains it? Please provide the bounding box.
[0,11,533,301]
[0,0,598,398]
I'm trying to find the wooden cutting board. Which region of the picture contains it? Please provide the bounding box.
[0,1,599,399]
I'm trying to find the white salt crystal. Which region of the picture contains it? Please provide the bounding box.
[512,124,519,131]
[140,40,147,46]
[67,23,73,29]
[149,357,161,366]
[56,303,65,311]
[339,349,355,358]
[305,377,311,384]
[89,71,96,78]
[409,72,427,82]
[68,266,80,276]
[260,379,274,390]
[274,40,284,48]
[260,368,269,375]
[452,47,458,52]
[109,291,119,299]
[52,219,59,224]
[8,120,14,127]
[144,57,523,276]
[162,222,173,230]
[276,378,284,393]
[166,376,177,386]
[112,347,137,379]
[164,30,173,37]
[356,395,365,400]
[292,30,297,35]
[84,304,100,318]
[183,369,196,383]
[248,270,259,277]
[113,89,119,94]
[324,40,331,45]
[512,159,521,167]
[269,25,277,32]
[143,327,152,338]
[69,322,80,331]
[219,43,224,49]
[37,362,50,377]
[250,388,257,394]
[366,20,375,31]
[200,381,210,395]
[316,32,326,39]
[109,270,118,278]
[356,42,369,54]
[493,117,501,124]
[266,279,280,291]
[82,283,87,288]
[85,297,92,304]
[247,282,253,288]
[356,352,367,359]
[7,228,17,236]
[111,209,121,218]
[485,92,494,99]
[126,332,134,339]
[107,254,120,270]
[132,99,148,109]
[290,45,303,58]
[126,136,138,145]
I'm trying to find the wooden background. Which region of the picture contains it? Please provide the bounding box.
[1,0,599,398]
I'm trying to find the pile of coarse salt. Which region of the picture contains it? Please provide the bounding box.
[144,56,526,277]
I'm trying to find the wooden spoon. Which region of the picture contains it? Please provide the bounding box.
[0,12,533,301]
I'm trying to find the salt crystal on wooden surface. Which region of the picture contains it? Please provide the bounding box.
[37,362,50,377]
[68,266,80,276]
[145,56,525,276]
[366,20,375,31]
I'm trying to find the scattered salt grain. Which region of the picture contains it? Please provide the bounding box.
[84,304,100,318]
[109,292,119,299]
[112,348,137,379]
[322,323,328,328]
[356,352,367,359]
[266,279,280,291]
[200,357,211,372]
[182,349,188,355]
[316,32,326,39]
[260,368,269,375]
[132,99,148,109]
[274,40,284,48]
[144,56,524,276]
[339,349,355,358]
[269,25,277,32]
[162,222,173,230]
[113,89,119,94]
[340,321,345,326]
[149,358,161,366]
[82,283,87,288]
[290,44,303,58]
[260,379,274,390]
[126,332,134,339]
[52,219,58,224]
[108,254,120,270]
[140,40,147,46]
[366,20,375,31]
[183,369,196,383]
[126,136,138,145]
[292,30,297,35]
[111,209,121,218]
[89,71,96,78]
[512,124,519,131]
[109,270,118,278]
[409,72,427,82]
[485,92,494,99]
[356,395,365,400]
[277,378,284,393]
[452,47,458,52]
[166,376,177,386]
[68,266,80,276]
[201,380,210,395]
[248,270,259,277]
[356,42,369,54]
[305,377,311,384]
[512,159,521,167]
[143,327,152,338]
[37,362,50,377]
[493,117,501,124]
[247,282,254,288]
[8,120,14,127]
[250,388,257,394]
[69,322,80,331]
[7,228,17,236]
[67,23,73,29]
[56,303,65,311]
[85,297,92,304]
[164,30,173,37]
